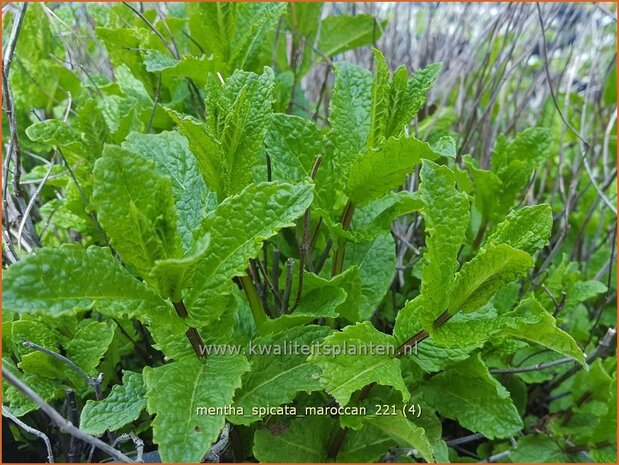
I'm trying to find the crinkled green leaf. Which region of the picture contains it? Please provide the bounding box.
[367,49,390,148]
[303,266,362,323]
[418,161,470,318]
[253,416,331,462]
[510,435,568,463]
[65,320,115,376]
[261,287,346,334]
[115,64,152,108]
[25,119,81,148]
[421,354,523,439]
[143,49,177,72]
[230,3,286,71]
[122,131,215,250]
[590,374,617,444]
[487,204,553,255]
[167,110,224,198]
[11,319,61,356]
[346,135,443,205]
[430,135,456,158]
[337,424,395,462]
[345,233,396,320]
[385,62,442,138]
[431,296,585,364]
[149,235,211,302]
[489,128,552,220]
[569,280,608,304]
[394,160,469,340]
[3,358,64,417]
[144,355,250,463]
[367,413,435,462]
[309,321,409,406]
[97,95,143,143]
[399,315,480,372]
[2,244,168,320]
[205,68,275,196]
[464,155,503,222]
[75,100,108,158]
[502,297,586,364]
[92,146,181,279]
[354,191,423,238]
[323,62,373,203]
[187,182,313,325]
[265,113,324,184]
[187,3,236,68]
[318,14,386,58]
[230,326,331,425]
[80,371,146,435]
[448,243,533,315]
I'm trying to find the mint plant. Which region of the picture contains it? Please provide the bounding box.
[2,3,616,464]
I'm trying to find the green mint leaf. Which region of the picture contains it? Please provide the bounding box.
[167,110,224,199]
[448,243,533,315]
[144,355,250,463]
[114,64,153,108]
[509,435,568,462]
[2,244,167,319]
[394,160,469,340]
[463,156,503,223]
[187,182,313,325]
[418,160,470,317]
[489,128,552,220]
[502,297,586,364]
[265,113,324,183]
[367,414,435,463]
[149,234,211,302]
[253,416,331,462]
[318,14,386,58]
[309,321,409,406]
[92,146,181,279]
[187,3,236,68]
[3,358,64,417]
[337,424,396,462]
[122,131,216,250]
[142,49,177,72]
[206,68,275,196]
[230,3,286,71]
[421,354,523,439]
[303,266,363,323]
[367,49,391,148]
[385,62,442,138]
[261,287,346,334]
[65,320,115,376]
[25,119,81,148]
[264,113,332,211]
[75,100,108,158]
[431,296,585,364]
[79,371,146,436]
[345,135,442,205]
[230,325,331,425]
[345,233,396,320]
[323,62,373,202]
[486,204,553,255]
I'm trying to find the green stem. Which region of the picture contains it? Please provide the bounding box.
[239,275,268,328]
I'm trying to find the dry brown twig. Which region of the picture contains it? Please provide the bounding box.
[2,366,134,463]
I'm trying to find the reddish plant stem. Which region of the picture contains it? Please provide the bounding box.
[331,201,356,277]
[172,300,205,359]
